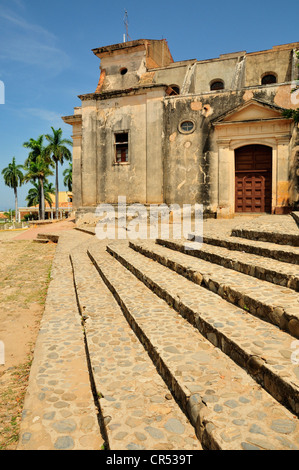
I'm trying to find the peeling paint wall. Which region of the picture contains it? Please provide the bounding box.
[63,40,299,215]
[81,88,165,206]
[163,97,214,208]
[245,48,293,87]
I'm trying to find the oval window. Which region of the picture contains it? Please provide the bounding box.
[120,67,128,75]
[179,120,195,133]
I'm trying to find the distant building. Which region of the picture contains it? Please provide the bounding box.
[63,39,299,218]
[0,212,10,222]
[19,191,73,220]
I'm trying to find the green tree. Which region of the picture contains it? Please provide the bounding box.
[45,127,72,219]
[24,156,54,220]
[23,135,47,165]
[63,162,72,192]
[1,157,24,222]
[3,210,15,222]
[23,135,54,220]
[26,180,55,208]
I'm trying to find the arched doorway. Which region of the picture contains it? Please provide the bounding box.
[235,144,272,213]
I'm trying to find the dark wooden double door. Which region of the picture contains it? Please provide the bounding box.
[235,145,272,213]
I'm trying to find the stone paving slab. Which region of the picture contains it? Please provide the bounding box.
[231,227,299,246]
[70,241,201,451]
[17,230,104,450]
[105,241,299,418]
[231,228,299,247]
[188,233,299,265]
[88,240,299,450]
[291,212,299,227]
[156,238,299,291]
[13,219,76,241]
[130,239,299,337]
[231,215,299,236]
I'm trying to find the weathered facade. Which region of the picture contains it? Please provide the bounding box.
[63,39,299,218]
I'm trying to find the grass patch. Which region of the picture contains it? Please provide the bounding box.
[0,355,32,450]
[0,239,56,449]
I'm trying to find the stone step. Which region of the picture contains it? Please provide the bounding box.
[104,240,299,418]
[70,242,201,451]
[88,240,299,450]
[291,212,299,226]
[187,233,299,265]
[156,238,299,292]
[129,239,299,338]
[230,228,299,247]
[33,238,50,244]
[17,230,104,450]
[36,233,59,243]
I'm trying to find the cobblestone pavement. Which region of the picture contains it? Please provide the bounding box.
[17,214,299,450]
[17,230,104,450]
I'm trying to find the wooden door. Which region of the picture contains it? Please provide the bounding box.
[235,145,272,213]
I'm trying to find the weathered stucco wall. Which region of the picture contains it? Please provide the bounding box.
[63,39,299,217]
[289,124,299,207]
[96,93,147,204]
[194,57,242,93]
[99,49,147,92]
[78,87,165,206]
[162,84,296,215]
[163,96,216,208]
[245,48,293,86]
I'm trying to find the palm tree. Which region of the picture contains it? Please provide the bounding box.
[63,162,72,192]
[26,180,55,208]
[24,156,54,220]
[23,135,54,220]
[23,135,47,166]
[1,157,24,222]
[45,127,72,219]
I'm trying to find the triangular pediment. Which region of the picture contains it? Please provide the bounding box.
[213,99,285,124]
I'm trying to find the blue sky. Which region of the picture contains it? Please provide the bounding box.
[0,0,298,210]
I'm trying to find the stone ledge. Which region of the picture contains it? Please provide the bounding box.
[17,231,104,450]
[71,242,201,451]
[131,239,299,337]
[89,240,299,450]
[106,241,299,418]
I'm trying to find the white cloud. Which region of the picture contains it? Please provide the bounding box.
[22,108,69,129]
[0,9,56,40]
[0,5,71,74]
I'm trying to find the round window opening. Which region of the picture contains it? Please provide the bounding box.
[179,120,195,133]
[120,67,128,75]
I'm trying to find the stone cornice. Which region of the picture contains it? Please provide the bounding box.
[62,114,82,124]
[78,84,168,101]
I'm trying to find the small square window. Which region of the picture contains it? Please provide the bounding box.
[114,132,128,163]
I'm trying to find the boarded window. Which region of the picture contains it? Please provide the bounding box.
[115,132,129,163]
[167,85,180,95]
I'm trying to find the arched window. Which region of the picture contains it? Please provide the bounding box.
[210,80,224,91]
[167,85,180,95]
[261,74,277,85]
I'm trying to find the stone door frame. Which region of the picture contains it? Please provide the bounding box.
[234,143,273,213]
[214,121,292,218]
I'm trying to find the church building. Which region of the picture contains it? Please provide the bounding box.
[62,39,299,218]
